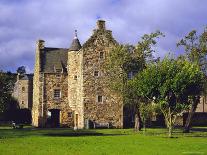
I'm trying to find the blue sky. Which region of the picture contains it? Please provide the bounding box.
[0,0,206,73]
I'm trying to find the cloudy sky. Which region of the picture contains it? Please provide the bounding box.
[0,0,206,73]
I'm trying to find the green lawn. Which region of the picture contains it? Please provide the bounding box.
[0,126,207,155]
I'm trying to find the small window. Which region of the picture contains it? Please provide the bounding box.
[55,68,62,73]
[74,75,77,80]
[68,112,72,118]
[21,101,24,105]
[99,52,104,59]
[56,74,61,78]
[97,95,103,103]
[94,71,99,77]
[22,87,25,92]
[54,89,61,99]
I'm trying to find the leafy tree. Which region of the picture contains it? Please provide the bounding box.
[139,102,154,133]
[130,57,204,137]
[104,31,164,131]
[17,66,26,75]
[177,28,207,132]
[0,71,17,114]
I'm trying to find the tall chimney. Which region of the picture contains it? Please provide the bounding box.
[36,40,45,50]
[97,20,106,30]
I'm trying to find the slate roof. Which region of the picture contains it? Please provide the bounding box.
[19,74,33,80]
[69,38,81,51]
[41,48,68,73]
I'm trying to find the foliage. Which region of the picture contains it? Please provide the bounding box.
[177,28,207,72]
[105,31,164,95]
[130,57,204,137]
[0,71,17,113]
[16,66,26,75]
[139,102,154,133]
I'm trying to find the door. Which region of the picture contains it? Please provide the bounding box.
[75,114,78,128]
[50,109,60,127]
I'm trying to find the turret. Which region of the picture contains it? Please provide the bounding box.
[69,30,81,51]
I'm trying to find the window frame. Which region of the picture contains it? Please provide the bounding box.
[54,89,61,99]
[97,95,103,103]
[99,51,104,59]
[94,71,99,77]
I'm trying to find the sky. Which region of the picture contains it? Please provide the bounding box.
[0,0,207,73]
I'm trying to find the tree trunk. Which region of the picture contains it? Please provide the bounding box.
[143,119,146,134]
[134,108,142,131]
[168,107,173,138]
[183,96,200,133]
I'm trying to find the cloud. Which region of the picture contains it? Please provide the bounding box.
[0,0,206,73]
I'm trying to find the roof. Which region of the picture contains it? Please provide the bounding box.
[19,74,33,80]
[69,38,81,51]
[82,29,118,49]
[41,48,68,73]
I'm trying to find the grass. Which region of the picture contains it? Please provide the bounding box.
[0,126,207,155]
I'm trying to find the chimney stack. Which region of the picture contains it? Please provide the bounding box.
[97,20,106,30]
[36,39,45,50]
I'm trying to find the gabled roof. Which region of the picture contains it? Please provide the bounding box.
[19,74,33,80]
[41,48,68,73]
[82,29,118,49]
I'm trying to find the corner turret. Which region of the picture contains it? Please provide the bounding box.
[69,30,81,51]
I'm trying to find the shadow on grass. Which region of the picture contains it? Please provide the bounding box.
[191,127,207,132]
[44,132,125,137]
[0,128,127,138]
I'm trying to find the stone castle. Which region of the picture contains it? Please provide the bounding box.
[32,20,123,128]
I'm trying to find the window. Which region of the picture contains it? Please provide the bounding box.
[54,89,61,99]
[21,101,24,105]
[68,112,72,118]
[56,74,61,78]
[55,68,62,73]
[22,87,25,92]
[94,71,99,77]
[74,75,77,80]
[97,95,103,103]
[99,52,104,59]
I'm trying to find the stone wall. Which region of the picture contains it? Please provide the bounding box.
[82,20,123,128]
[68,50,84,129]
[32,40,44,127]
[196,96,207,112]
[13,78,33,109]
[44,73,73,127]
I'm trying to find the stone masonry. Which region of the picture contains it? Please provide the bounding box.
[32,20,123,128]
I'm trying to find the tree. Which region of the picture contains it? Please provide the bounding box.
[177,28,207,132]
[139,102,154,134]
[0,71,17,113]
[104,31,164,131]
[130,57,204,137]
[17,66,26,75]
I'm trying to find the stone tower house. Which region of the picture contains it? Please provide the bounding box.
[32,20,123,128]
[13,73,33,110]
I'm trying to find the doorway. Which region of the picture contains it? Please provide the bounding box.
[49,109,60,127]
[75,114,78,128]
